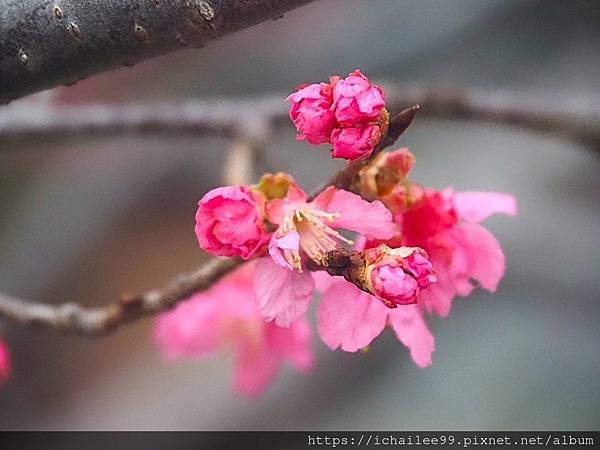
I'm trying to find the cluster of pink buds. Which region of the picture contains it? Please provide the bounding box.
[287,70,388,160]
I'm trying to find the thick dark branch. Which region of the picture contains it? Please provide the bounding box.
[0,0,314,103]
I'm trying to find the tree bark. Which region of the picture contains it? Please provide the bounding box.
[0,0,314,103]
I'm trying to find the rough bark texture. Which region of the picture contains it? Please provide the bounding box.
[0,0,314,103]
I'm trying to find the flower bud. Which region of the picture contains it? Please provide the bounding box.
[332,70,386,125]
[370,264,419,306]
[287,83,336,145]
[362,245,436,307]
[331,124,382,160]
[195,186,270,260]
[357,148,422,213]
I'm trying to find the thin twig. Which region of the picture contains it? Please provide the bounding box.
[0,111,414,336]
[1,85,598,147]
[0,257,243,336]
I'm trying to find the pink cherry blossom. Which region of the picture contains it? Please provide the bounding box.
[255,180,397,326]
[154,262,313,397]
[331,70,386,125]
[0,338,10,386]
[400,188,517,317]
[317,278,434,367]
[287,83,336,145]
[330,125,382,160]
[195,185,270,260]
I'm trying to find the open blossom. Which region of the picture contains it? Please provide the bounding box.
[314,241,437,366]
[0,338,10,386]
[314,149,516,366]
[317,275,435,368]
[195,185,270,260]
[255,175,397,326]
[357,148,516,316]
[287,70,388,160]
[400,188,517,317]
[154,263,313,397]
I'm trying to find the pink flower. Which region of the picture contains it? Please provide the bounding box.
[195,185,270,260]
[287,83,336,145]
[286,70,389,161]
[332,70,386,125]
[401,189,517,316]
[317,279,435,368]
[0,338,10,386]
[255,179,397,326]
[330,125,382,160]
[154,263,313,397]
[360,245,437,307]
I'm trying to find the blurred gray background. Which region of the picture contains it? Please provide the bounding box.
[0,0,599,430]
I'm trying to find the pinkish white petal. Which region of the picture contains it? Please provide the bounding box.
[254,257,315,327]
[453,191,517,223]
[317,280,388,352]
[268,231,301,270]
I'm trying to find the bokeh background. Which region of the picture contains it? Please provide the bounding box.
[1,0,599,430]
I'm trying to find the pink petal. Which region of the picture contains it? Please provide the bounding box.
[416,262,456,318]
[316,189,397,239]
[233,341,281,397]
[312,271,336,293]
[0,339,10,385]
[451,223,506,292]
[453,191,517,223]
[266,319,314,372]
[254,257,315,327]
[388,305,435,368]
[153,293,224,359]
[268,231,301,270]
[317,280,388,352]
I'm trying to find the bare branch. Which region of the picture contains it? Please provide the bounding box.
[0,257,242,335]
[1,86,598,336]
[0,0,315,103]
[1,86,598,148]
[0,129,395,336]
